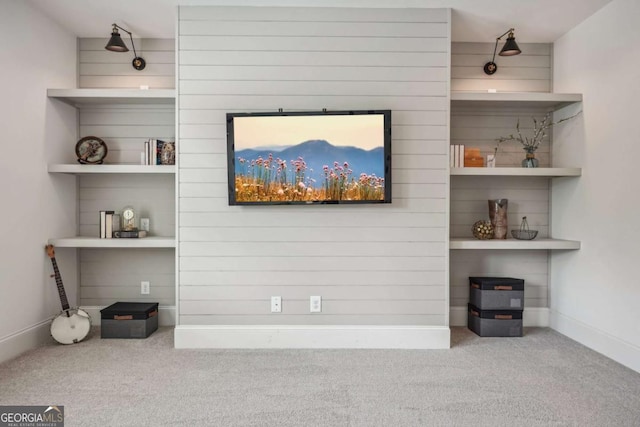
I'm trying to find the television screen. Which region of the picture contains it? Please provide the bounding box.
[226,110,392,205]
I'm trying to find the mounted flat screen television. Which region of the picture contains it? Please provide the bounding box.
[226,110,392,205]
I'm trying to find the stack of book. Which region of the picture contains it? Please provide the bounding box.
[143,139,169,165]
[99,211,117,239]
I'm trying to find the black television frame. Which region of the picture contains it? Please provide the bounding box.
[226,109,392,206]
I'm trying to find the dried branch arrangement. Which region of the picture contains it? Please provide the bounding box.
[494,110,582,155]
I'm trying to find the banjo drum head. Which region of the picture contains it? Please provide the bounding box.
[50,308,92,345]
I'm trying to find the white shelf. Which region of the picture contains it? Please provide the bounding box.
[449,238,580,250]
[47,88,175,107]
[48,164,175,174]
[451,92,582,110]
[450,167,581,177]
[48,236,176,248]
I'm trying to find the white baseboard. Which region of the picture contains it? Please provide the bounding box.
[450,306,549,327]
[174,325,450,349]
[550,310,640,373]
[82,305,176,326]
[0,320,52,364]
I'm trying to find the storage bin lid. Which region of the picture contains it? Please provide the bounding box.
[469,277,524,290]
[101,302,159,319]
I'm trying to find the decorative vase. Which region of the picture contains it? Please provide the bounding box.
[522,149,539,168]
[488,199,508,239]
[486,154,496,168]
[160,142,175,165]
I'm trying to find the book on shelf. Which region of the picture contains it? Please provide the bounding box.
[113,230,148,238]
[450,145,455,168]
[99,210,115,239]
[451,144,466,168]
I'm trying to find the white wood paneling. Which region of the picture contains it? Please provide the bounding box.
[177,6,450,331]
[78,249,175,307]
[452,42,551,93]
[79,38,175,89]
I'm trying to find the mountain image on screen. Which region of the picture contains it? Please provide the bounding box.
[237,139,384,179]
[234,139,386,203]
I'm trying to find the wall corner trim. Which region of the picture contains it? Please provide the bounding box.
[174,325,450,349]
[550,310,640,373]
[0,320,52,365]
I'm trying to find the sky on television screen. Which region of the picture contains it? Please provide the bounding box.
[234,114,384,151]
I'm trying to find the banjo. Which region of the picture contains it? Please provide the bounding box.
[45,245,91,344]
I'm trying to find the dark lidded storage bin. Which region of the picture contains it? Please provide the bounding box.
[100,302,159,339]
[469,277,525,310]
[468,304,523,337]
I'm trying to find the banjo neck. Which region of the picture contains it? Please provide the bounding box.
[45,245,70,312]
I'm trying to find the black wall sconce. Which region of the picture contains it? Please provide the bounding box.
[483,28,521,75]
[105,24,146,71]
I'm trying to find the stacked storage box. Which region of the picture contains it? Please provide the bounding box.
[467,277,524,337]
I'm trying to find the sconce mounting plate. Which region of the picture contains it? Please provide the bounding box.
[132,57,146,71]
[484,61,497,75]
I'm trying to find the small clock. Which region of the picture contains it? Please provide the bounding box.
[76,136,107,164]
[121,206,137,231]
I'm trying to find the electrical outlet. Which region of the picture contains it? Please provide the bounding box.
[141,281,150,295]
[310,296,322,313]
[271,296,282,313]
[140,218,150,232]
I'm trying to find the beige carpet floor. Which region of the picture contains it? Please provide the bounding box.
[1,327,639,426]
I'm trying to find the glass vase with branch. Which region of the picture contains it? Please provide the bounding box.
[494,111,582,167]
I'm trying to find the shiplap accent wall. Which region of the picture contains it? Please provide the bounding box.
[450,42,553,314]
[76,39,176,308]
[79,249,175,306]
[79,38,175,89]
[452,42,551,93]
[177,7,450,331]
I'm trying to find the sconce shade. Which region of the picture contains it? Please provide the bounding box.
[499,33,521,56]
[105,30,129,52]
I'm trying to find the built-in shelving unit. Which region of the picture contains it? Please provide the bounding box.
[47,88,176,245]
[449,91,583,251]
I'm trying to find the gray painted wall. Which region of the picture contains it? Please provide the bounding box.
[551,0,640,373]
[0,1,78,363]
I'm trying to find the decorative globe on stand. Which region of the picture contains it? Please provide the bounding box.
[472,220,495,240]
